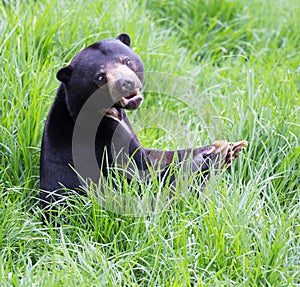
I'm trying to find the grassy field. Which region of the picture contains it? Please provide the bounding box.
[0,0,299,286]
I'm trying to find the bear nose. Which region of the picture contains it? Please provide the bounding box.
[118,78,134,93]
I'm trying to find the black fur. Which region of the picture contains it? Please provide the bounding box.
[40,34,246,219]
[40,35,146,211]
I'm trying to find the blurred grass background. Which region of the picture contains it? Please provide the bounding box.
[0,0,299,286]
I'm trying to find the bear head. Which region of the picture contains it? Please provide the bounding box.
[56,34,144,120]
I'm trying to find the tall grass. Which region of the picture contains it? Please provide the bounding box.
[0,0,299,286]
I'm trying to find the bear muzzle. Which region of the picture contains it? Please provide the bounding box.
[106,64,143,110]
[119,89,143,110]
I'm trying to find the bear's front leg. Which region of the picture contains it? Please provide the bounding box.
[144,140,247,177]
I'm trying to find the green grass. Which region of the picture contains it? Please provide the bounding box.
[0,0,299,285]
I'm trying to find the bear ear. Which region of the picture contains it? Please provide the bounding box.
[56,65,73,83]
[116,34,131,47]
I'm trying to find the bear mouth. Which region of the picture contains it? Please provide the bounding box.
[119,89,143,110]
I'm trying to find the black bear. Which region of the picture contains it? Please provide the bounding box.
[40,34,246,217]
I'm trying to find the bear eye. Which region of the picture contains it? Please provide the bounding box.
[125,58,132,67]
[97,73,106,82]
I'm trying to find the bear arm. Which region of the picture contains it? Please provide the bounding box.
[143,140,247,173]
[143,145,216,172]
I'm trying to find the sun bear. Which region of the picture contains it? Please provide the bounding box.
[40,34,246,218]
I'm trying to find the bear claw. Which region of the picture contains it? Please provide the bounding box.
[212,140,247,169]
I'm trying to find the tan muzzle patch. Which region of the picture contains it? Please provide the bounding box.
[106,64,143,110]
